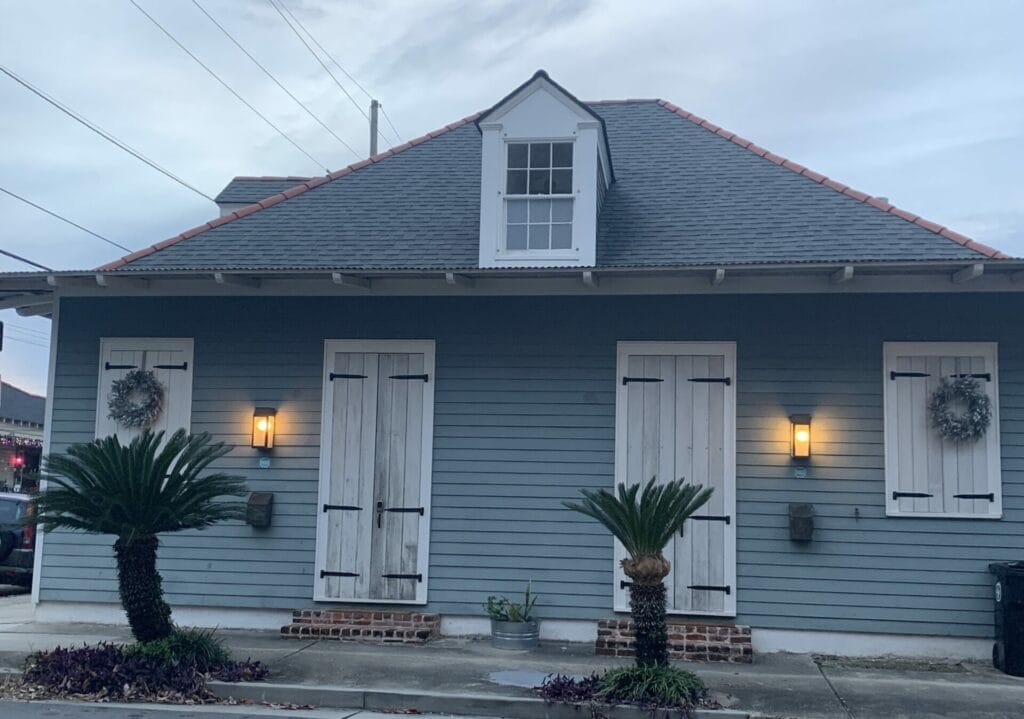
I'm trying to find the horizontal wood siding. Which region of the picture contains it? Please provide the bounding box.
[41,293,1024,637]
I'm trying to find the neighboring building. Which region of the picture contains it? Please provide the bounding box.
[0,381,44,492]
[1,71,1021,659]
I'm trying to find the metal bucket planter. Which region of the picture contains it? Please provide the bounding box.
[491,619,540,650]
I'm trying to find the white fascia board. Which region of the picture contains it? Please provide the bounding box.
[35,268,1024,299]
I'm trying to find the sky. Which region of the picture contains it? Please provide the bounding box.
[0,0,1021,397]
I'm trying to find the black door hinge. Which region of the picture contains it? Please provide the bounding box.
[330,373,368,381]
[322,504,362,512]
[622,377,663,385]
[382,573,422,582]
[104,362,138,370]
[389,374,429,382]
[320,570,359,578]
[954,493,995,502]
[688,584,731,594]
[689,377,731,386]
[890,371,930,380]
[152,362,188,370]
[892,491,933,499]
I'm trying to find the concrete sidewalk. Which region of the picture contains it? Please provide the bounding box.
[0,605,1022,719]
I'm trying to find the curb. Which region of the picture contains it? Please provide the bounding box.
[207,680,751,719]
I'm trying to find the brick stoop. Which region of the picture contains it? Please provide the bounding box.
[281,609,440,644]
[596,619,752,662]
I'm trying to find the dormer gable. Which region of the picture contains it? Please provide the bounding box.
[477,70,613,268]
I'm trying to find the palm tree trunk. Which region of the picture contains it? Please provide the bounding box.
[113,534,173,642]
[629,581,668,667]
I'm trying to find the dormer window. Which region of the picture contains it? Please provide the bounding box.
[505,142,574,251]
[477,70,613,268]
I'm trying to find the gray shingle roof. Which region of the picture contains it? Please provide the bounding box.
[107,101,1000,272]
[0,382,44,425]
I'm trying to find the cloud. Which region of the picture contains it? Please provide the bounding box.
[1,0,1021,395]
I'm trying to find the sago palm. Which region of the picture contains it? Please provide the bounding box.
[565,477,712,667]
[34,429,247,642]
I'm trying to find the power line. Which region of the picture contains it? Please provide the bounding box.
[6,323,50,339]
[267,0,397,148]
[4,335,49,350]
[129,0,330,173]
[275,0,375,101]
[0,64,215,202]
[380,105,403,144]
[0,187,131,252]
[8,327,50,342]
[190,0,360,160]
[0,249,52,272]
[279,1,403,146]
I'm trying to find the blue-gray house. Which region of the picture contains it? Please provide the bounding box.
[2,71,1021,659]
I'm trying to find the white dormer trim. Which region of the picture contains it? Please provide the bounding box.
[478,72,612,269]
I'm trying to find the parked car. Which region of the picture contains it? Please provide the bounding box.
[0,492,35,587]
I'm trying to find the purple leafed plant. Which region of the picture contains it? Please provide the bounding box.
[536,673,603,704]
[212,659,269,682]
[21,642,268,701]
[23,643,205,698]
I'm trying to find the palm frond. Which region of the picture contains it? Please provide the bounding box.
[564,477,713,557]
[35,429,248,538]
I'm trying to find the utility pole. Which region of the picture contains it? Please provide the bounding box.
[369,99,379,157]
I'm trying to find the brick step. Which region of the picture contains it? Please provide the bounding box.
[281,609,440,644]
[597,619,752,662]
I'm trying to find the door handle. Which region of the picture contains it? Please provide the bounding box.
[376,500,384,528]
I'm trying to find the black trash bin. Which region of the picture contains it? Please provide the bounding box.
[989,562,1024,675]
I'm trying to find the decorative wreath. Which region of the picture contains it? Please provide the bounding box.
[108,369,164,428]
[927,376,991,443]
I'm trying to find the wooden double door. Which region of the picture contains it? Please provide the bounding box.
[614,342,737,616]
[314,341,435,604]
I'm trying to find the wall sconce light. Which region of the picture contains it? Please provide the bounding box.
[252,407,277,450]
[790,414,811,458]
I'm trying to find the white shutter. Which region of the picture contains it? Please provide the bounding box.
[614,342,737,617]
[883,342,1001,518]
[95,338,194,441]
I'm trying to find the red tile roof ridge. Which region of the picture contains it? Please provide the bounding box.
[586,98,660,105]
[655,100,1009,260]
[229,175,312,181]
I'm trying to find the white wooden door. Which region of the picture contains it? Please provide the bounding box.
[613,342,737,616]
[95,338,194,441]
[314,340,435,604]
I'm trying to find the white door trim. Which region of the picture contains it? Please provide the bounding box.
[314,339,436,604]
[613,341,737,617]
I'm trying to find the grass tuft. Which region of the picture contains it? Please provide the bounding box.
[599,664,706,707]
[128,627,232,672]
[538,665,707,711]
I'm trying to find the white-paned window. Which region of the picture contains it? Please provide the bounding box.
[883,342,1001,519]
[505,141,573,251]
